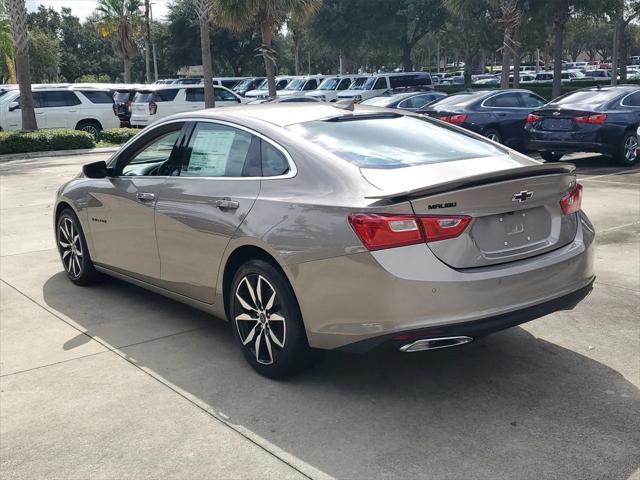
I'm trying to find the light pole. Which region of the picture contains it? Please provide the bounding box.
[150,2,159,82]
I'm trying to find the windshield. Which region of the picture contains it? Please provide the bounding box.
[349,77,368,89]
[317,78,340,90]
[233,79,254,90]
[256,79,268,89]
[353,77,378,90]
[285,79,306,91]
[287,115,504,169]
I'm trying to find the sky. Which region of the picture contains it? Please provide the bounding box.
[25,0,171,21]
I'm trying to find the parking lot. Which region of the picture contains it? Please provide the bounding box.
[0,151,638,479]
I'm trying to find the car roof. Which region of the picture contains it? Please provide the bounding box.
[169,103,390,127]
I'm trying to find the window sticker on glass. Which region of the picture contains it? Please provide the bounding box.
[184,130,236,176]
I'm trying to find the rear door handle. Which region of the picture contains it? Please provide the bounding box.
[215,198,239,210]
[136,192,155,202]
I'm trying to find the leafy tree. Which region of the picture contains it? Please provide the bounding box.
[610,0,640,83]
[0,0,16,83]
[96,0,143,82]
[6,0,37,130]
[396,0,446,71]
[29,29,60,82]
[215,0,323,97]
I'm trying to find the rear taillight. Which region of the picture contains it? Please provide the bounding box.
[574,113,607,124]
[441,114,467,125]
[560,183,583,215]
[526,113,542,123]
[149,101,157,115]
[348,213,472,251]
[112,103,117,115]
[419,215,472,242]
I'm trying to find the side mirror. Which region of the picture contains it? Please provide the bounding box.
[82,160,110,179]
[8,102,19,112]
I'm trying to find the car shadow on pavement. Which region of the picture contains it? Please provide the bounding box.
[42,272,639,480]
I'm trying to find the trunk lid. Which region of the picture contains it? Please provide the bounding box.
[532,107,602,132]
[361,159,578,268]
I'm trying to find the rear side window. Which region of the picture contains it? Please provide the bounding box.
[262,142,289,176]
[79,90,114,104]
[38,91,81,107]
[303,79,318,91]
[483,93,521,107]
[186,88,204,102]
[621,91,640,107]
[338,79,351,90]
[156,89,179,102]
[373,78,387,89]
[287,115,505,169]
[398,94,434,109]
[276,80,289,89]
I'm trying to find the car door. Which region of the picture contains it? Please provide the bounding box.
[185,87,205,111]
[482,91,529,146]
[86,122,187,282]
[154,120,262,303]
[37,91,82,128]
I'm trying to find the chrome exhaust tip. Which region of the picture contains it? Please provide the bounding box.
[399,336,473,353]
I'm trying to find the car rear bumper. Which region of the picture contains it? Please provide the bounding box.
[524,129,615,155]
[129,116,150,126]
[287,211,595,350]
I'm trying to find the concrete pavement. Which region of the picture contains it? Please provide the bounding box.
[0,152,638,479]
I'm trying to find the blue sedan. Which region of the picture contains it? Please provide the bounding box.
[524,85,640,166]
[420,89,547,149]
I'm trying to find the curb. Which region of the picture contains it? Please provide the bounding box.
[0,147,119,162]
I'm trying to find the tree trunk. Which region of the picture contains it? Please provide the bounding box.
[6,0,37,131]
[261,27,276,98]
[294,42,299,76]
[123,57,132,83]
[402,42,412,72]
[552,0,568,100]
[144,0,151,83]
[199,15,215,108]
[500,28,512,88]
[611,18,622,86]
[620,23,629,83]
[512,27,522,88]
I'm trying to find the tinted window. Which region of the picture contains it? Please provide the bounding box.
[122,129,181,176]
[186,88,204,102]
[181,123,260,177]
[39,91,81,107]
[373,78,387,89]
[221,80,239,88]
[621,91,640,107]
[483,93,521,107]
[262,141,289,176]
[79,90,114,104]
[303,79,318,90]
[398,94,433,109]
[337,79,351,90]
[389,74,431,88]
[156,89,179,101]
[519,93,546,108]
[114,91,132,102]
[287,115,504,169]
[276,79,289,89]
[214,87,238,102]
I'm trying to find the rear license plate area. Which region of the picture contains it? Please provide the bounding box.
[542,118,572,131]
[471,207,551,253]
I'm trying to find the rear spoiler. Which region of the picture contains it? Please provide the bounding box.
[365,163,576,200]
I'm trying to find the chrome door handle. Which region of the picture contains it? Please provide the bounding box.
[215,198,239,210]
[136,192,155,202]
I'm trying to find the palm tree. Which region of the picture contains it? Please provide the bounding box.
[193,0,216,108]
[96,0,142,83]
[5,0,37,130]
[498,0,524,88]
[215,0,322,97]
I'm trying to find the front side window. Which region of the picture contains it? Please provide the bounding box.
[373,77,387,90]
[214,87,238,102]
[181,123,260,177]
[121,128,182,176]
[287,115,505,169]
[519,93,546,108]
[398,94,432,109]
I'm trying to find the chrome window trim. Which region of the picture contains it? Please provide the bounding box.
[480,91,532,109]
[108,118,297,181]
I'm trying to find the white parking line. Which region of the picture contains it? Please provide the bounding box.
[579,171,640,182]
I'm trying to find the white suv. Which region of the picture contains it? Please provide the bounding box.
[337,72,432,101]
[275,75,332,98]
[303,75,365,102]
[0,86,119,138]
[244,76,297,99]
[129,85,244,127]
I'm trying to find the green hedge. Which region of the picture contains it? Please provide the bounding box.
[0,129,95,155]
[100,127,139,145]
[435,79,640,101]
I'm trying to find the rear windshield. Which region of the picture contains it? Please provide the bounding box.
[428,92,481,109]
[549,90,620,105]
[114,91,131,102]
[134,92,154,103]
[287,115,505,169]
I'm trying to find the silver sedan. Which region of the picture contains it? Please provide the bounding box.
[54,103,595,377]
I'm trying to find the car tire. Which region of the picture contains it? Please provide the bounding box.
[56,209,101,286]
[229,258,314,378]
[76,120,102,141]
[484,129,502,144]
[540,152,563,162]
[616,131,639,166]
